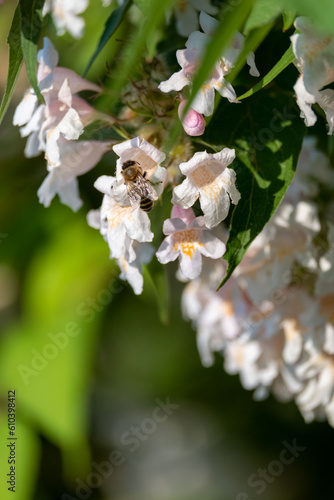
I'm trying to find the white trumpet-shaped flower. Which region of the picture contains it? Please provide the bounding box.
[112,137,167,207]
[88,175,154,260]
[172,148,240,228]
[156,206,226,279]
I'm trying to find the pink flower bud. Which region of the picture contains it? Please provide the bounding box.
[178,100,206,137]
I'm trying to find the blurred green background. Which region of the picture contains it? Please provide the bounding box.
[1,1,334,499]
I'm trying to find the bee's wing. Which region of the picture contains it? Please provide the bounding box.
[126,182,141,209]
[135,173,158,201]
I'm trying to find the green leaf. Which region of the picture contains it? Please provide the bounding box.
[282,7,296,31]
[83,0,133,77]
[244,0,282,35]
[23,217,114,321]
[0,417,40,500]
[0,5,23,125]
[79,120,124,141]
[134,0,154,14]
[280,0,334,35]
[237,44,295,100]
[203,92,305,288]
[19,0,45,103]
[142,265,169,325]
[0,215,118,477]
[0,318,92,477]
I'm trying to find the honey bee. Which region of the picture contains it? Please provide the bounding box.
[121,160,158,213]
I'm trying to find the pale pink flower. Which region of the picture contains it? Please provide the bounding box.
[236,199,321,304]
[13,38,108,210]
[224,289,313,399]
[156,206,226,280]
[14,38,101,163]
[285,136,334,203]
[159,12,259,116]
[172,148,240,228]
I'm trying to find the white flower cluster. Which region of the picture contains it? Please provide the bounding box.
[13,2,334,429]
[13,29,241,296]
[87,137,240,294]
[13,38,111,211]
[182,136,334,427]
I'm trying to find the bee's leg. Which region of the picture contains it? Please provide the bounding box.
[143,171,147,178]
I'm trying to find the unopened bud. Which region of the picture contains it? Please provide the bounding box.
[178,100,206,136]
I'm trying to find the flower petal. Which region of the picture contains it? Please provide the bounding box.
[294,76,317,127]
[191,85,215,116]
[199,230,226,259]
[52,67,101,94]
[172,177,199,208]
[94,175,115,195]
[37,37,59,83]
[156,236,179,264]
[179,248,203,279]
[158,69,190,93]
[199,183,231,228]
[13,90,38,127]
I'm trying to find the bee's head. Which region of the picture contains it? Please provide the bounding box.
[122,160,138,171]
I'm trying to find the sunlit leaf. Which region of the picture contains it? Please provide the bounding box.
[83,0,133,77]
[19,0,45,103]
[0,216,122,477]
[0,5,23,125]
[244,0,282,35]
[282,7,296,31]
[203,92,305,288]
[280,0,334,35]
[23,217,116,321]
[0,417,40,500]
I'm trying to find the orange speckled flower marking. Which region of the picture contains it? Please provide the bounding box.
[191,165,217,187]
[177,0,188,13]
[122,149,157,177]
[107,204,132,229]
[172,228,203,258]
[222,301,234,317]
[304,37,332,67]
